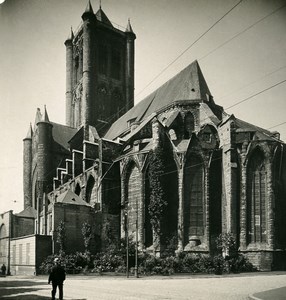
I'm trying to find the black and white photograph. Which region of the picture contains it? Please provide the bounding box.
[0,0,286,299]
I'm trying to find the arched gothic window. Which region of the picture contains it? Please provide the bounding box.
[184,112,195,138]
[184,154,204,243]
[247,149,267,244]
[125,162,140,241]
[75,183,81,197]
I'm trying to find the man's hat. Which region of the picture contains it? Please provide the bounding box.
[54,257,59,263]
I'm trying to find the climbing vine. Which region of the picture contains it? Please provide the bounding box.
[56,220,66,255]
[148,147,168,236]
[82,222,92,253]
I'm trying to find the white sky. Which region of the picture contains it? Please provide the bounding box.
[0,0,285,213]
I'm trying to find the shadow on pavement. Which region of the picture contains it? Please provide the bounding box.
[1,295,51,299]
[0,279,87,300]
[0,280,46,287]
[0,287,50,298]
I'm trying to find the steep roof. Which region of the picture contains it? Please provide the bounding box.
[51,122,78,151]
[235,118,278,141]
[16,206,37,219]
[24,123,33,140]
[55,190,90,206]
[105,60,211,140]
[95,8,113,27]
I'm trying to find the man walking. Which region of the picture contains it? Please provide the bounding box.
[48,257,66,300]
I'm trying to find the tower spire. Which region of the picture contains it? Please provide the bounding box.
[126,18,134,34]
[85,0,94,14]
[43,105,50,123]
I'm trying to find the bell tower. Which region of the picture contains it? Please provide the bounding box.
[64,1,136,134]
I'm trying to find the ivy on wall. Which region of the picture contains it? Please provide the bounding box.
[148,147,168,236]
[56,220,66,254]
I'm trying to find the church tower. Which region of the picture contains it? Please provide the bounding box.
[65,1,136,134]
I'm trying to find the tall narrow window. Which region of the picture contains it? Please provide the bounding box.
[26,243,30,265]
[184,155,204,244]
[0,225,7,260]
[184,112,195,138]
[19,244,23,265]
[247,149,267,244]
[12,245,16,265]
[75,183,81,197]
[126,162,140,242]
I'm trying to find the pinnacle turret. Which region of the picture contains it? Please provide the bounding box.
[82,0,94,20]
[35,108,42,126]
[85,0,94,14]
[95,7,113,26]
[126,18,134,33]
[65,27,74,45]
[42,105,50,123]
[24,123,33,140]
[125,18,136,39]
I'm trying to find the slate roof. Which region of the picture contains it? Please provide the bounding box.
[95,8,113,27]
[105,60,212,140]
[51,122,78,151]
[235,118,278,141]
[16,206,37,219]
[55,190,90,206]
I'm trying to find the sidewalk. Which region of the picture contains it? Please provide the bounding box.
[249,286,286,300]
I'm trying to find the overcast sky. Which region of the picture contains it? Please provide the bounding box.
[0,0,286,213]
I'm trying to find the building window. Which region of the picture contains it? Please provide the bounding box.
[247,149,267,244]
[12,245,16,265]
[49,215,53,233]
[202,132,211,143]
[19,244,23,265]
[184,112,195,138]
[0,224,7,259]
[184,155,204,243]
[75,183,81,196]
[26,243,30,265]
[126,162,140,242]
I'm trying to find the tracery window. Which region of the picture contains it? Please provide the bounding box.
[184,155,204,242]
[184,112,195,138]
[247,149,267,244]
[125,162,140,241]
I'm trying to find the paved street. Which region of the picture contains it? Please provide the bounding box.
[0,272,286,300]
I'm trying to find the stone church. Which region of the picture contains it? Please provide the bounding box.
[1,1,286,274]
